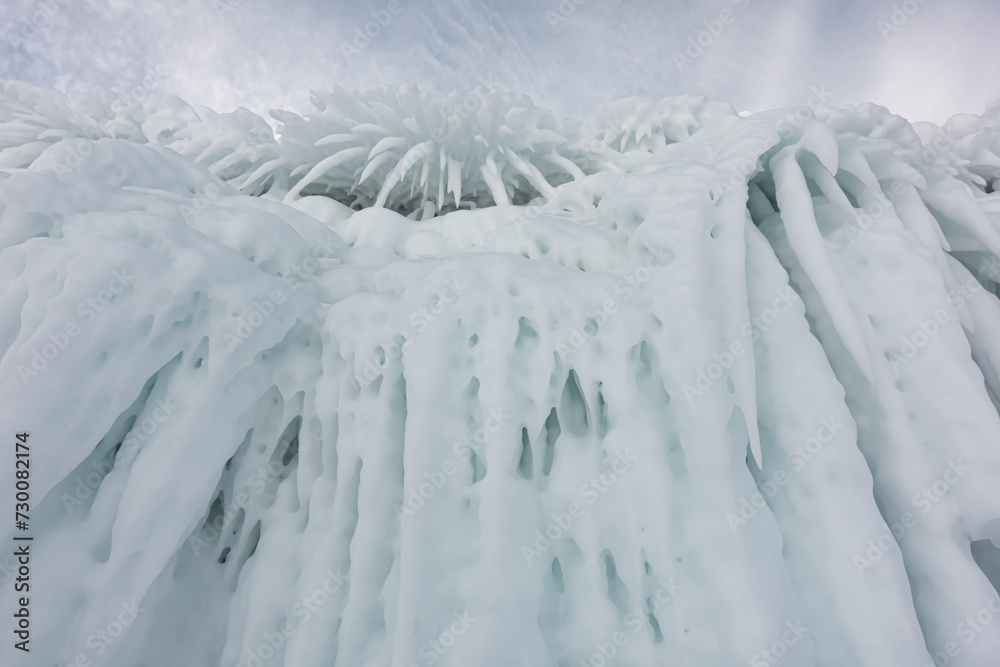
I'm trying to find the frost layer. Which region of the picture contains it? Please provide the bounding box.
[1,82,1000,667]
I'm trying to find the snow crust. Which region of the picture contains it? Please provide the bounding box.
[2,81,1000,666]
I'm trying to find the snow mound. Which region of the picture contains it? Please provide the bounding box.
[1,82,1000,667]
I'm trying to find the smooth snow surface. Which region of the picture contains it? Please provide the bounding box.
[2,82,1000,667]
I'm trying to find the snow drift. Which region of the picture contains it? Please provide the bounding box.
[1,81,1000,667]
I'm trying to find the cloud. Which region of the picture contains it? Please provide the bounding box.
[0,0,996,125]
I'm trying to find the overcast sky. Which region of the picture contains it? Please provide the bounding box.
[1,0,997,125]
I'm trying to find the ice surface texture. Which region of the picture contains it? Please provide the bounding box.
[1,81,1000,667]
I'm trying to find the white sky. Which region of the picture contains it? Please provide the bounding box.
[1,0,997,125]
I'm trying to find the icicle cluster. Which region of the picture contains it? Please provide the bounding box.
[1,81,620,217]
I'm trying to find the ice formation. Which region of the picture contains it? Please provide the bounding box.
[1,81,1000,667]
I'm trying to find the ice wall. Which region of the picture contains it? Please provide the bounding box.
[1,82,1000,667]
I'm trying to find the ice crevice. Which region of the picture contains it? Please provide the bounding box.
[1,82,1000,666]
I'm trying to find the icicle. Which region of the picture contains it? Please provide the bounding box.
[367,136,409,160]
[544,150,586,181]
[501,147,555,200]
[283,146,369,203]
[373,140,433,208]
[447,155,463,208]
[771,146,875,383]
[358,151,397,185]
[313,133,358,147]
[480,151,510,206]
